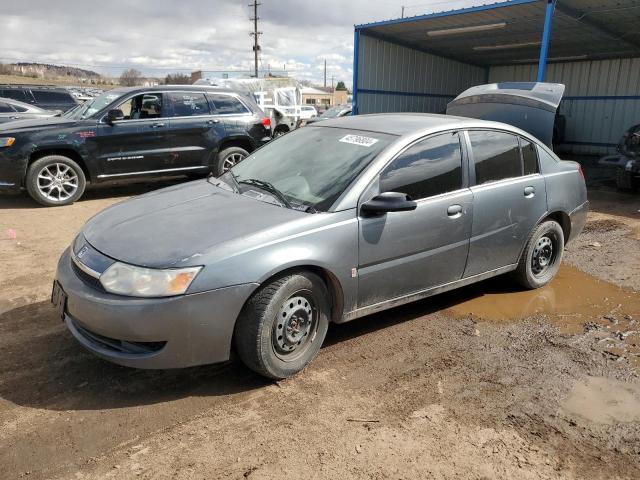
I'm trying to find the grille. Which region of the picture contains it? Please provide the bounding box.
[73,319,166,355]
[72,261,105,292]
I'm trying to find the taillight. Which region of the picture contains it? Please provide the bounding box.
[578,164,585,179]
[261,117,271,129]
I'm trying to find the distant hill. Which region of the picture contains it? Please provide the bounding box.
[5,62,101,79]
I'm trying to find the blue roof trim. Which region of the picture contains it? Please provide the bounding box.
[358,88,456,99]
[355,0,541,30]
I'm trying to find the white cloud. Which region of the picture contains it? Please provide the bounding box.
[0,0,484,87]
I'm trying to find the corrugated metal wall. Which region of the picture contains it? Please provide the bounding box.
[489,58,640,156]
[356,33,486,115]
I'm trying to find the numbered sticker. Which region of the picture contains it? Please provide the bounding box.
[339,134,379,147]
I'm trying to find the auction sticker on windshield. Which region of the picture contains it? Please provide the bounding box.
[339,134,379,147]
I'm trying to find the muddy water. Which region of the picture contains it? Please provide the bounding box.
[562,376,640,425]
[445,264,640,367]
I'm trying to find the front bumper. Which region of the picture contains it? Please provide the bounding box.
[0,146,28,193]
[56,248,258,369]
[568,200,589,243]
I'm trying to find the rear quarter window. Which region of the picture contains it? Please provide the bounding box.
[208,94,250,115]
[520,138,540,175]
[32,90,73,103]
[1,89,29,102]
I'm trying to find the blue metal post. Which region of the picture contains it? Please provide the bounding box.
[537,0,556,82]
[352,28,360,115]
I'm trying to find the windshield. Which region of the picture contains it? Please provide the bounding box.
[63,89,127,119]
[223,127,396,211]
[321,105,348,118]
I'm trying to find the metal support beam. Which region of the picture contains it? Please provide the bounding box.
[555,2,640,52]
[537,0,556,82]
[352,28,360,115]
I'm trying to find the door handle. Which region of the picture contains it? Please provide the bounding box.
[447,204,463,218]
[151,122,165,128]
[207,119,220,124]
[524,186,535,198]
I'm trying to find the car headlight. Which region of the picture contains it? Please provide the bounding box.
[0,137,15,147]
[100,262,202,297]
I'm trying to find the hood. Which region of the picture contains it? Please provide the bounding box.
[446,82,565,147]
[82,180,307,268]
[0,115,79,133]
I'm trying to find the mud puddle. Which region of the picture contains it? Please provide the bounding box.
[562,376,640,425]
[444,265,640,367]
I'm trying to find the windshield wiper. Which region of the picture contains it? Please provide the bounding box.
[238,178,292,209]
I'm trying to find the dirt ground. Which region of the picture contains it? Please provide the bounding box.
[1,178,639,480]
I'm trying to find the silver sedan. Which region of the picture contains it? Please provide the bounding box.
[54,114,588,379]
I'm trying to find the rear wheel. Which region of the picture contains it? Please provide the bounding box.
[216,146,249,175]
[514,220,564,289]
[234,272,330,379]
[26,155,86,206]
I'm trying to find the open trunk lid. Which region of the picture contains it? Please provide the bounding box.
[446,82,565,147]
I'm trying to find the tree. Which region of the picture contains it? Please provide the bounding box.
[165,73,191,85]
[119,68,142,86]
[335,81,347,91]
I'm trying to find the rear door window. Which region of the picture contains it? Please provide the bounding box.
[469,130,521,184]
[167,92,210,117]
[380,132,463,200]
[208,94,250,115]
[520,138,539,175]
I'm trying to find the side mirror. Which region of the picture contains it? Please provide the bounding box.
[360,191,417,216]
[106,109,125,124]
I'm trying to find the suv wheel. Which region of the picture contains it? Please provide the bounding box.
[234,272,330,379]
[216,146,249,175]
[514,220,564,289]
[26,155,86,206]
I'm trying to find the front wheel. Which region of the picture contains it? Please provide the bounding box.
[234,272,330,379]
[26,155,86,206]
[514,220,564,289]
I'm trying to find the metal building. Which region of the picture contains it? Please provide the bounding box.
[352,0,640,155]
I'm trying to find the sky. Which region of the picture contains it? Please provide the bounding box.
[1,0,485,87]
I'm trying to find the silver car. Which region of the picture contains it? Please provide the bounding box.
[0,97,56,124]
[54,113,588,379]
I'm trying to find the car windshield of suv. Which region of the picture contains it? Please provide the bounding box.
[221,127,396,212]
[64,89,128,119]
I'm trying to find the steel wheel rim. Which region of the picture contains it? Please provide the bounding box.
[37,163,79,202]
[222,152,246,172]
[531,234,556,276]
[272,292,317,362]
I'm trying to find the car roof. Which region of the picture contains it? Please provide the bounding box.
[310,112,527,138]
[115,85,243,95]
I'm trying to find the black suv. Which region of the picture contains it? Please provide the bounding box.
[0,85,272,206]
[0,85,78,112]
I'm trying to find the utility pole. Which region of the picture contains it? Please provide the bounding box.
[401,5,405,18]
[324,60,327,87]
[249,1,262,78]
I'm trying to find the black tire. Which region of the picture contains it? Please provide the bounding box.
[273,126,289,138]
[234,272,331,379]
[26,155,86,207]
[215,146,249,176]
[514,220,564,289]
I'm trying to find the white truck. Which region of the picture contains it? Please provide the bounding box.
[195,77,303,137]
